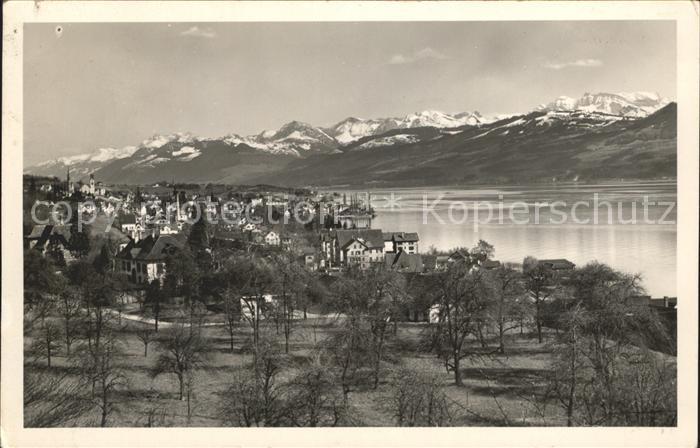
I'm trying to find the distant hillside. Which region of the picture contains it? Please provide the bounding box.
[25,95,675,187]
[262,103,677,187]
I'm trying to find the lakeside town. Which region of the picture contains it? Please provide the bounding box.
[22,172,677,427]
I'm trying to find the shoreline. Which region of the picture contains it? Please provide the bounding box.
[319,178,677,192]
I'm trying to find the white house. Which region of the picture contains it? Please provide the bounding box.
[120,214,138,236]
[340,236,384,270]
[115,233,186,284]
[321,229,385,269]
[383,232,419,254]
[264,231,280,246]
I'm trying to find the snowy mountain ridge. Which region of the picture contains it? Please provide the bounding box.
[537,92,669,117]
[26,92,672,178]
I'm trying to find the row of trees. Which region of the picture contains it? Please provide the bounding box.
[24,245,130,427]
[24,198,676,427]
[217,336,453,427]
[417,241,676,426]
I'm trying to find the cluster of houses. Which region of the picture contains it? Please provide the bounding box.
[319,229,422,271]
[25,174,679,332]
[40,171,110,197]
[26,172,326,285]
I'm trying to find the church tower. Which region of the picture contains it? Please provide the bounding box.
[89,174,96,195]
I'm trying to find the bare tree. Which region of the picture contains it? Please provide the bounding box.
[79,271,124,354]
[221,290,240,353]
[424,242,495,386]
[75,330,127,427]
[322,316,371,402]
[136,328,155,357]
[226,256,276,353]
[31,319,62,368]
[240,294,265,352]
[285,354,346,427]
[220,369,264,427]
[184,368,198,423]
[545,303,586,426]
[428,263,490,386]
[485,264,526,354]
[605,350,677,426]
[189,300,209,336]
[272,253,314,353]
[152,323,208,401]
[545,263,676,426]
[331,266,405,389]
[390,367,454,426]
[145,279,163,332]
[58,289,82,356]
[523,256,558,343]
[143,393,169,427]
[219,340,285,427]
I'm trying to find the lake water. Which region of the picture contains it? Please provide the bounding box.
[333,182,677,297]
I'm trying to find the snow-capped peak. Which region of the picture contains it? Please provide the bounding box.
[327,117,386,144]
[325,110,482,144]
[537,92,669,117]
[400,110,469,128]
[537,96,578,112]
[50,145,140,166]
[141,132,196,149]
[26,94,672,178]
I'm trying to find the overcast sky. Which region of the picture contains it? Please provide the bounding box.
[24,21,676,166]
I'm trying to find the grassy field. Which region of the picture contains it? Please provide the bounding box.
[24,306,578,427]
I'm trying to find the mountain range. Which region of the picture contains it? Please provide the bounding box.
[25,92,675,187]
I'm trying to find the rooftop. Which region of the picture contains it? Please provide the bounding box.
[116,233,186,262]
[538,259,576,270]
[335,229,384,249]
[385,251,423,272]
[383,231,419,243]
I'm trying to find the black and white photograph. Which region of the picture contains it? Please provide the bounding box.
[2,1,698,446]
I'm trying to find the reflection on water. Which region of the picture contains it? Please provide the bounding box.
[336,182,677,297]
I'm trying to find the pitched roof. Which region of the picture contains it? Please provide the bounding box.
[383,232,419,243]
[117,233,186,262]
[335,229,384,249]
[449,250,469,261]
[340,237,369,251]
[385,251,423,272]
[538,259,575,270]
[26,224,71,247]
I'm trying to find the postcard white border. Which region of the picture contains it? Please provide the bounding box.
[2,2,698,447]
